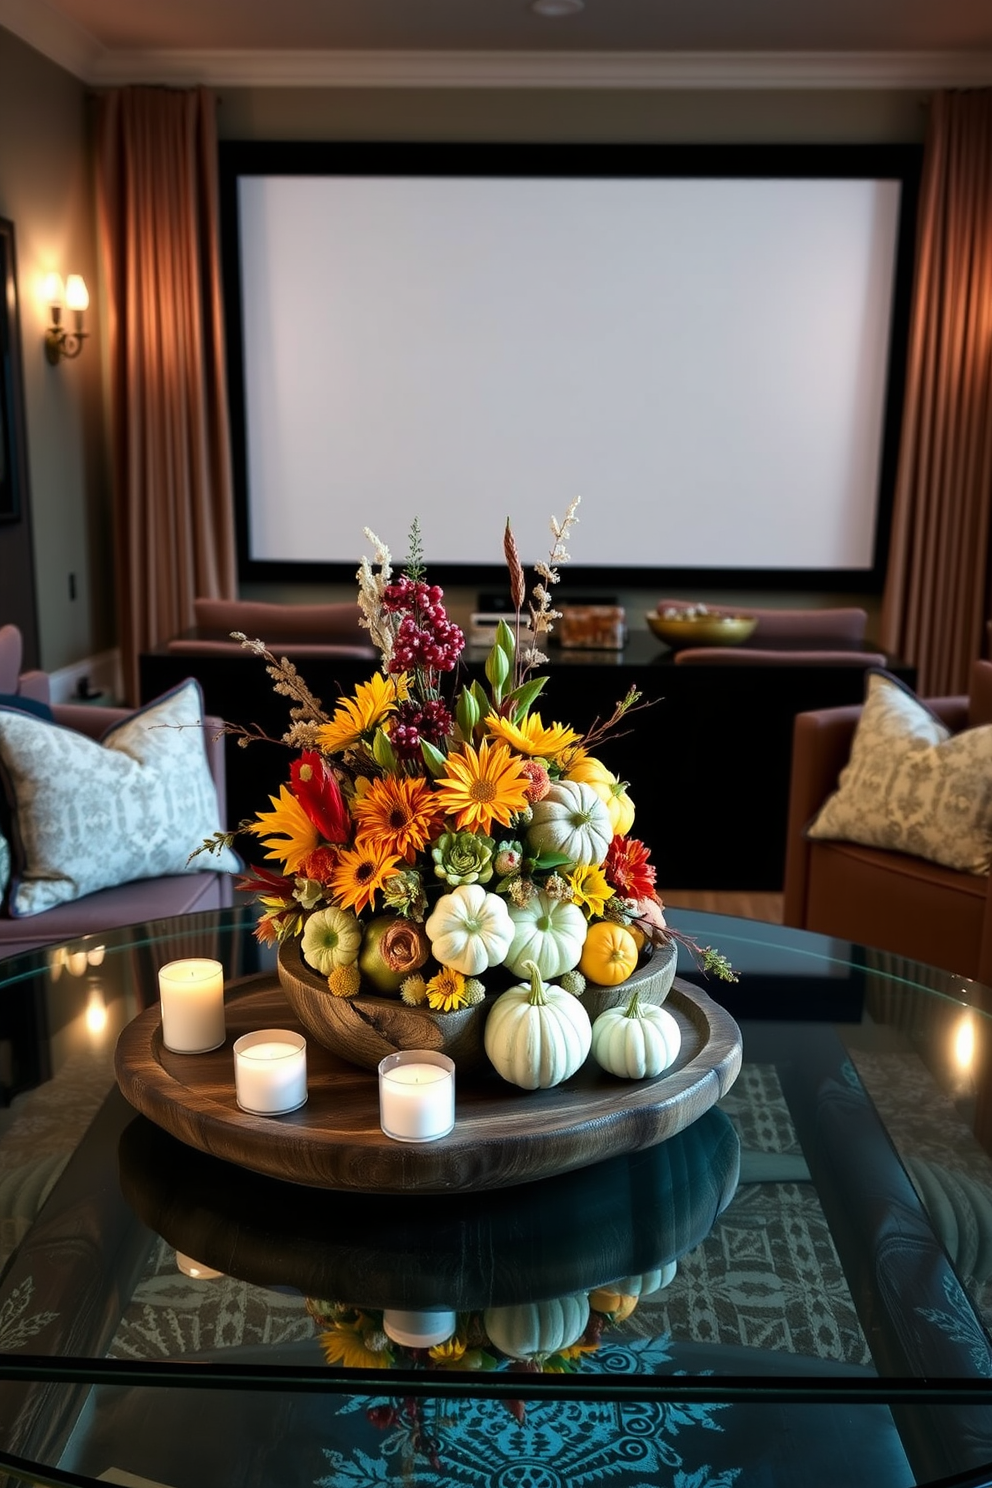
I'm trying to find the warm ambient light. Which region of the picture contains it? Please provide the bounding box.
[953,1012,976,1074]
[45,270,89,363]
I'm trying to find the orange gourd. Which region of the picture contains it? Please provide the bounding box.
[578,921,638,986]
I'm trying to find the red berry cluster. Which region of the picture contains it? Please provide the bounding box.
[383,577,464,675]
[390,697,453,759]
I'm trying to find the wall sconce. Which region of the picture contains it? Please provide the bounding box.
[44,272,89,363]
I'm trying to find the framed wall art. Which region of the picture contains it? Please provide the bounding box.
[0,216,28,524]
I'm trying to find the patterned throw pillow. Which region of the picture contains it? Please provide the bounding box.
[0,680,240,917]
[807,671,992,874]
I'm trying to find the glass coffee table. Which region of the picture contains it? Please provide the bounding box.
[0,906,989,1488]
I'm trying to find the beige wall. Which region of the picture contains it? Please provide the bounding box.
[0,25,111,674]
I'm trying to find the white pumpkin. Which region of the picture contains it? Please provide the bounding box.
[504,891,587,979]
[526,780,613,867]
[484,1294,591,1361]
[425,884,514,976]
[484,960,592,1089]
[591,991,682,1080]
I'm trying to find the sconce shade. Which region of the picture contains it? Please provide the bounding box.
[65,275,89,312]
[44,272,65,307]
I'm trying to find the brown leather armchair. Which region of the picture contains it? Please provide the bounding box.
[783,660,992,989]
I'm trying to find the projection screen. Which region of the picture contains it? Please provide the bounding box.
[221,144,919,588]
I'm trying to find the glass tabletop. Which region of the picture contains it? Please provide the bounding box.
[0,907,989,1488]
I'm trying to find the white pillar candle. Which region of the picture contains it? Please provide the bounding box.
[383,1308,458,1349]
[378,1050,455,1142]
[159,958,226,1054]
[233,1028,308,1115]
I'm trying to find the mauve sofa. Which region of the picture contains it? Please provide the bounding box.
[0,624,235,960]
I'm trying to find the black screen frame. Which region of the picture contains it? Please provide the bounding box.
[219,140,922,595]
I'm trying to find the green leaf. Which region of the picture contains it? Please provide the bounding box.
[530,850,574,871]
[420,739,449,778]
[371,728,398,772]
[506,675,548,720]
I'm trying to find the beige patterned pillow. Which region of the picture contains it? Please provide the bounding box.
[807,672,992,874]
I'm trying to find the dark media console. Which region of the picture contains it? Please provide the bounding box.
[141,631,912,891]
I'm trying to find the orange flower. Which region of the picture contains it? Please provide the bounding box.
[434,739,531,836]
[329,840,403,915]
[351,774,443,863]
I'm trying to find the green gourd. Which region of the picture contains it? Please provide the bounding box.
[484,959,592,1089]
[590,990,682,1080]
[300,906,362,975]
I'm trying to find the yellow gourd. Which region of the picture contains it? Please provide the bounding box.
[565,755,636,836]
[578,921,639,986]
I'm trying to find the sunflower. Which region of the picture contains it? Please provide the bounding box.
[316,673,408,754]
[329,839,403,915]
[434,739,531,835]
[425,965,469,1012]
[248,784,320,874]
[318,1325,392,1370]
[568,863,614,918]
[351,774,443,862]
[485,712,581,760]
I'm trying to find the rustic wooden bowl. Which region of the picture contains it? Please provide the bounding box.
[277,939,492,1071]
[277,938,679,1072]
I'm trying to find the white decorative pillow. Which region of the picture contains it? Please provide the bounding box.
[0,680,240,917]
[807,671,992,874]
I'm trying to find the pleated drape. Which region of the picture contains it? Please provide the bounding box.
[881,90,992,696]
[96,86,236,704]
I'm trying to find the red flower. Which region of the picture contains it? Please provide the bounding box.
[604,835,657,899]
[291,753,350,843]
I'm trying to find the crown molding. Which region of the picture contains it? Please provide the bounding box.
[79,47,992,91]
[2,3,992,94]
[0,0,102,79]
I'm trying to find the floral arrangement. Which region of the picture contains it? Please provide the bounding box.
[308,1280,654,1470]
[211,500,733,1049]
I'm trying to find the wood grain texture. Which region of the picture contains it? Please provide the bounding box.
[114,971,742,1195]
[117,1104,742,1308]
[276,937,680,1070]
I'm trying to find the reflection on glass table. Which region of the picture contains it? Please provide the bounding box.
[0,907,989,1488]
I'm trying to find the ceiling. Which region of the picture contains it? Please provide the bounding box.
[2,0,992,89]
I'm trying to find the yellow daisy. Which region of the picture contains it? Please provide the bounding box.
[434,739,531,835]
[248,784,319,874]
[317,673,408,754]
[319,1327,392,1369]
[426,965,469,1012]
[568,864,614,918]
[429,1336,467,1363]
[329,839,403,915]
[351,774,443,863]
[485,712,581,759]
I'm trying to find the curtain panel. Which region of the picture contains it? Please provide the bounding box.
[881,90,992,696]
[96,86,236,705]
